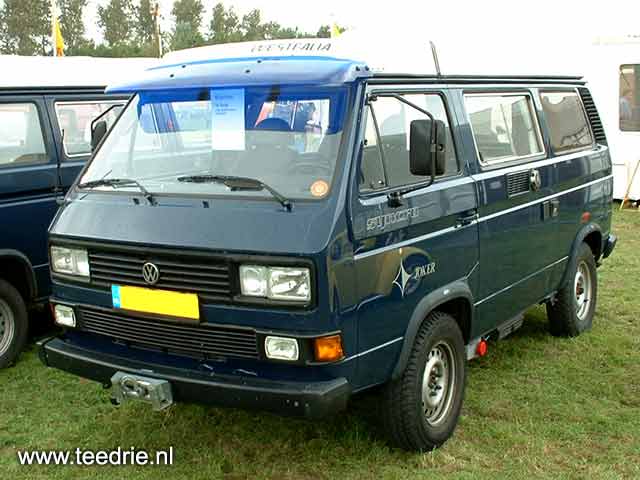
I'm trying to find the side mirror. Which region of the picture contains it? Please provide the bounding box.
[91,120,108,152]
[409,119,447,177]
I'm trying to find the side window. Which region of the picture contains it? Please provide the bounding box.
[0,103,48,168]
[540,91,593,153]
[465,93,543,164]
[360,93,458,192]
[55,101,123,158]
[620,64,640,132]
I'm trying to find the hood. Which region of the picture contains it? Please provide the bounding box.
[50,193,340,256]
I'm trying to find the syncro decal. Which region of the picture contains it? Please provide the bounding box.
[366,207,419,231]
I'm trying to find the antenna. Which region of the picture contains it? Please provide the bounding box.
[430,41,441,76]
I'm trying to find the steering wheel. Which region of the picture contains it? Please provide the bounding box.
[290,162,332,176]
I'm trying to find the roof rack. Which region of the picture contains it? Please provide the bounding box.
[369,74,585,85]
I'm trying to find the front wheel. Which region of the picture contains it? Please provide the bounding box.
[547,242,598,337]
[381,311,466,451]
[0,279,29,368]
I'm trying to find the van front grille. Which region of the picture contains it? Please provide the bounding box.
[579,87,607,145]
[78,307,259,360]
[88,248,233,303]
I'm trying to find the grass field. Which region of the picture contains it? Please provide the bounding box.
[1,209,639,479]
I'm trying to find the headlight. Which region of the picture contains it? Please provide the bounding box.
[240,265,311,303]
[239,265,268,297]
[50,246,90,278]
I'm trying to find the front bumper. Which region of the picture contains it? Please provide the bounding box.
[602,234,617,259]
[38,337,350,418]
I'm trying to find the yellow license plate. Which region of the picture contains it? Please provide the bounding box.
[111,285,200,320]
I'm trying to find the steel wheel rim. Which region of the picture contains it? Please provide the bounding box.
[422,340,456,425]
[0,298,15,356]
[574,261,592,321]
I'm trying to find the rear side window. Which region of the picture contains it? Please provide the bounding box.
[360,93,458,193]
[55,101,123,158]
[620,64,640,132]
[0,103,48,168]
[465,93,543,164]
[540,91,593,153]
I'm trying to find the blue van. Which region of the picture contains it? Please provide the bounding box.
[38,40,616,451]
[0,57,154,368]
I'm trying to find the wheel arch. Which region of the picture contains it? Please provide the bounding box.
[391,280,474,380]
[0,250,37,302]
[559,222,602,289]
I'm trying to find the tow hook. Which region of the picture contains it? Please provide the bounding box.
[109,372,173,411]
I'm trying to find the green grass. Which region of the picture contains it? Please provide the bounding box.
[2,209,639,479]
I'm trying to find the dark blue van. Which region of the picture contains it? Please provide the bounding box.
[0,57,153,367]
[38,40,616,451]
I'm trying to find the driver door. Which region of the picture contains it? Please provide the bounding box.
[350,87,479,386]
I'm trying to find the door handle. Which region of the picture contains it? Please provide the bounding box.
[457,210,478,227]
[530,169,541,191]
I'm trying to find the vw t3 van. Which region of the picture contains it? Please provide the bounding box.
[38,39,616,451]
[0,56,155,368]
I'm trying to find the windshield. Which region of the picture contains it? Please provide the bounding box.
[80,85,349,200]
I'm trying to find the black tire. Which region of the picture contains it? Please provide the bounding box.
[0,279,29,368]
[547,243,598,337]
[381,311,466,452]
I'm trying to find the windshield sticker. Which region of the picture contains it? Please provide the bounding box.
[211,88,245,150]
[310,180,329,198]
[366,207,419,231]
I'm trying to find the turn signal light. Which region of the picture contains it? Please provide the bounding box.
[313,335,344,362]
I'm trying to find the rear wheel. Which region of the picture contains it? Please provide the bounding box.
[381,311,466,451]
[0,279,28,368]
[547,243,598,337]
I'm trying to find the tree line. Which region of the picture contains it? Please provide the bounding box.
[0,0,341,57]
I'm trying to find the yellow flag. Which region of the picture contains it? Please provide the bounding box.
[331,23,341,38]
[54,17,64,56]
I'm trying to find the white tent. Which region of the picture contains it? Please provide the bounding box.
[0,55,157,89]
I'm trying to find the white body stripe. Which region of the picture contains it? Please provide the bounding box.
[354,174,612,261]
[478,175,612,223]
[342,337,404,362]
[474,256,569,306]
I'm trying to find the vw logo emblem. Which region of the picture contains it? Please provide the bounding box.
[142,262,160,285]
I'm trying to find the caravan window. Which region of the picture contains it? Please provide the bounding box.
[620,64,640,132]
[0,103,48,168]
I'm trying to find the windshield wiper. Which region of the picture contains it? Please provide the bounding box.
[77,178,155,205]
[177,175,292,211]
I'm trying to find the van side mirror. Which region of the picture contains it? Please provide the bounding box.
[91,120,108,152]
[409,119,447,177]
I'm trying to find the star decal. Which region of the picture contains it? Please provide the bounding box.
[393,260,412,298]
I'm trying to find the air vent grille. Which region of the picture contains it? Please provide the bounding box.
[579,87,607,145]
[78,307,259,360]
[507,170,530,197]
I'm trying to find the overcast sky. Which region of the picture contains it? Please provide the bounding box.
[82,0,638,43]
